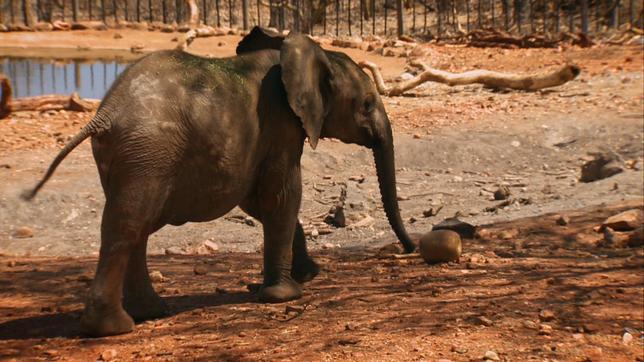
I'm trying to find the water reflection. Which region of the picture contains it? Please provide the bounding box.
[0,58,130,99]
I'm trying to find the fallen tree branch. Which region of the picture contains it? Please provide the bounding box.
[359,60,581,96]
[1,87,99,117]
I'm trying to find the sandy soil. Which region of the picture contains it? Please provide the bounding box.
[0,30,642,361]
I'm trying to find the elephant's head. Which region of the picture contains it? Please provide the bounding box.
[238,28,416,253]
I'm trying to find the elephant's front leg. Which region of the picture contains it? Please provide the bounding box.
[256,167,304,303]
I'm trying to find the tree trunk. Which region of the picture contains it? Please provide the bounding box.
[188,0,199,26]
[23,0,37,26]
[396,0,403,35]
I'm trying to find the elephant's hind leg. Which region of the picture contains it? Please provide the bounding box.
[123,236,168,321]
[81,180,166,337]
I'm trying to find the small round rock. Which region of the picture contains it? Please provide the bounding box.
[419,230,462,264]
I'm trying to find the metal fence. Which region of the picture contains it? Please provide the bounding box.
[1,0,641,37]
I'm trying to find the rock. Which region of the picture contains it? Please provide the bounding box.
[52,20,71,31]
[539,324,553,335]
[131,43,145,53]
[203,240,219,253]
[497,228,519,240]
[377,242,404,257]
[450,345,468,354]
[419,230,462,264]
[494,185,511,200]
[475,316,494,326]
[622,332,633,344]
[13,226,34,238]
[522,320,538,329]
[100,349,118,361]
[422,205,443,217]
[164,246,187,255]
[322,242,335,249]
[432,217,476,239]
[539,309,555,322]
[580,152,624,182]
[483,350,500,361]
[33,22,53,31]
[601,227,630,248]
[600,209,643,232]
[324,204,346,228]
[627,227,643,247]
[6,260,16,267]
[193,264,208,275]
[555,214,570,226]
[149,270,165,282]
[113,32,123,39]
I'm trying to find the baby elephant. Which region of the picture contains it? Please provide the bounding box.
[24,27,416,337]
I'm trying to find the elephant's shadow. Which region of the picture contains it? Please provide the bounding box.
[0,291,254,340]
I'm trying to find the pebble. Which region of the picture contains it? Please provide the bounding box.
[622,332,633,344]
[483,350,500,361]
[322,242,335,249]
[13,226,34,238]
[497,228,519,240]
[523,320,538,329]
[555,214,570,226]
[149,270,165,282]
[203,240,219,253]
[164,246,187,255]
[450,345,468,354]
[494,185,511,200]
[539,324,553,335]
[539,309,556,322]
[476,316,494,326]
[100,349,118,361]
[193,265,208,275]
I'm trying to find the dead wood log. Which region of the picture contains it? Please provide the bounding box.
[3,90,98,116]
[359,60,581,96]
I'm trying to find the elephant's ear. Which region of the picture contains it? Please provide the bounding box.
[280,34,332,149]
[236,26,284,54]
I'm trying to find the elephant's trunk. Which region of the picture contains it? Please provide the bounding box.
[372,126,416,253]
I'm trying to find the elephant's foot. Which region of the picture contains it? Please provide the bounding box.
[80,302,134,337]
[257,278,302,303]
[291,258,320,283]
[123,293,168,322]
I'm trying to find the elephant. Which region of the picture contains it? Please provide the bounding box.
[23,26,417,337]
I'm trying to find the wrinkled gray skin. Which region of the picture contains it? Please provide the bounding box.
[24,27,416,337]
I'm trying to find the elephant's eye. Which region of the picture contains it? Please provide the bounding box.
[363,94,376,114]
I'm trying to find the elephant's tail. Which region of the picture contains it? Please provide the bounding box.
[21,114,111,201]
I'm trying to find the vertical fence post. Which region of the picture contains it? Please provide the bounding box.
[477,0,482,27]
[516,0,523,33]
[335,0,340,36]
[396,0,402,35]
[124,0,128,21]
[543,0,546,33]
[147,0,152,21]
[610,0,620,28]
[629,0,635,26]
[71,0,78,21]
[203,0,208,24]
[594,0,600,31]
[491,0,495,27]
[451,0,455,31]
[371,0,375,33]
[360,0,364,34]
[162,0,167,22]
[568,0,573,31]
[113,0,117,21]
[554,0,559,31]
[466,0,470,31]
[137,0,141,21]
[423,0,427,33]
[60,0,65,21]
[242,0,248,28]
[530,0,534,32]
[348,0,352,35]
[580,0,588,33]
[215,0,220,26]
[503,0,509,30]
[436,0,441,35]
[384,0,387,35]
[228,0,232,27]
[323,0,327,33]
